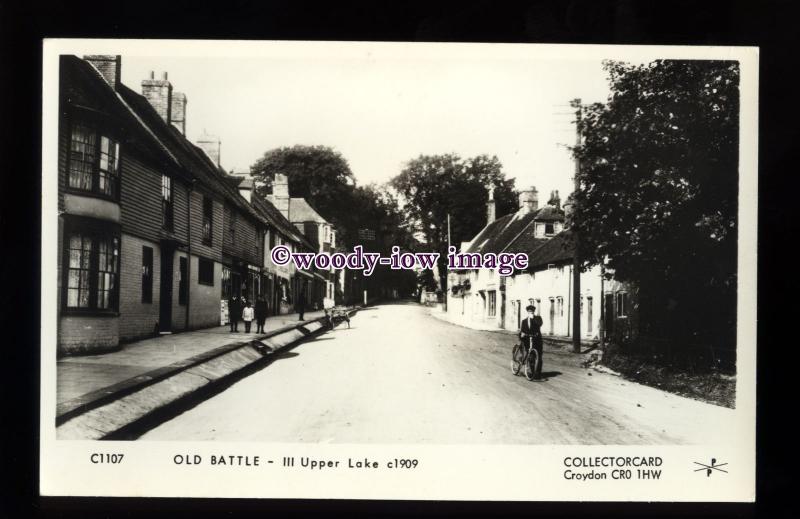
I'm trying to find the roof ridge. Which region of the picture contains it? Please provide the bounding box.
[462,213,514,252]
[499,216,539,254]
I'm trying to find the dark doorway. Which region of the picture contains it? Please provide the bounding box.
[604,293,614,338]
[500,292,506,328]
[159,246,174,333]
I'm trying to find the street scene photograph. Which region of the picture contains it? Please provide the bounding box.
[50,42,742,444]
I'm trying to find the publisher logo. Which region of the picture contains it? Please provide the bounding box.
[693,458,728,477]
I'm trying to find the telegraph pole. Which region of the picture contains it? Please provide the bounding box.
[571,98,582,354]
[444,213,451,311]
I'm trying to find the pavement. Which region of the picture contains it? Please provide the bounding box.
[140,301,735,444]
[428,304,599,355]
[57,310,328,406]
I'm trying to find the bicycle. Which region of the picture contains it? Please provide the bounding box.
[511,333,540,381]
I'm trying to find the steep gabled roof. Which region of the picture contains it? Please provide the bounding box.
[61,56,179,169]
[462,204,567,256]
[533,205,565,221]
[289,198,329,225]
[462,210,538,254]
[525,230,575,269]
[249,191,316,252]
[115,81,268,226]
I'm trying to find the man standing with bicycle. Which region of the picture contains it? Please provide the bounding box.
[519,304,544,380]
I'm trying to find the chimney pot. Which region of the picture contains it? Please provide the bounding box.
[83,55,121,90]
[196,131,222,168]
[518,186,539,214]
[171,92,188,135]
[141,72,173,124]
[272,173,290,219]
[486,185,496,223]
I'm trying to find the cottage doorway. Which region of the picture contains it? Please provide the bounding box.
[604,293,614,338]
[500,292,506,328]
[549,297,555,335]
[159,245,174,333]
[587,296,593,335]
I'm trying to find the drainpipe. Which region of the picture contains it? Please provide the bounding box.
[567,265,572,338]
[185,180,196,331]
[599,262,605,347]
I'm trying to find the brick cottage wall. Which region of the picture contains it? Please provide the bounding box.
[58,316,119,355]
[189,255,223,329]
[119,233,161,341]
[56,214,121,356]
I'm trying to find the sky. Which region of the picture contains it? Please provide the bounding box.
[120,45,613,204]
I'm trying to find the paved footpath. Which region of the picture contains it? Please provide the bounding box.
[57,310,326,405]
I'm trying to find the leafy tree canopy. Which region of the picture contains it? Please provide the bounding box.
[249,145,418,298]
[390,153,517,286]
[250,145,356,240]
[572,59,739,342]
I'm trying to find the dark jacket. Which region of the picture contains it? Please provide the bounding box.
[519,315,543,340]
[229,297,242,320]
[255,299,268,320]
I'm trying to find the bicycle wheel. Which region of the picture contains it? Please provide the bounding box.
[524,348,539,381]
[511,345,522,375]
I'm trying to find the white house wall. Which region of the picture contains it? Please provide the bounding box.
[446,264,602,339]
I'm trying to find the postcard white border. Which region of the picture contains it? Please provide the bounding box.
[40,39,757,501]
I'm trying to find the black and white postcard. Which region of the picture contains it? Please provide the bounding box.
[39,39,757,501]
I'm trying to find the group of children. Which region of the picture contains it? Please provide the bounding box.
[227,296,269,334]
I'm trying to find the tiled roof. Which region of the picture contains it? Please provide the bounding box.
[533,205,565,221]
[462,204,566,256]
[525,230,575,268]
[250,192,316,251]
[62,56,179,169]
[502,233,550,257]
[114,82,268,227]
[462,214,515,254]
[66,55,323,256]
[289,198,329,224]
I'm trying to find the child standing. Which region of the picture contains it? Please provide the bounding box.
[242,300,255,333]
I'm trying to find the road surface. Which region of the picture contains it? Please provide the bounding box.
[140,302,734,443]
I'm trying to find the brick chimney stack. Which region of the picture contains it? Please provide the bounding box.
[84,55,121,90]
[171,92,187,135]
[518,186,539,214]
[486,185,496,223]
[141,71,172,125]
[271,172,290,219]
[196,129,222,168]
[548,189,561,210]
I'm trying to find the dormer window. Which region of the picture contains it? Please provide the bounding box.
[68,122,120,199]
[545,222,555,236]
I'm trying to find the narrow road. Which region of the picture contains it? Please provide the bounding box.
[140,302,733,444]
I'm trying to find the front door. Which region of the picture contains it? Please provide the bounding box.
[159,246,174,332]
[549,297,555,335]
[500,292,506,328]
[604,293,614,338]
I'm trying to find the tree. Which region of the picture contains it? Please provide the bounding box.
[572,60,739,353]
[250,145,357,244]
[250,145,418,303]
[390,153,517,290]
